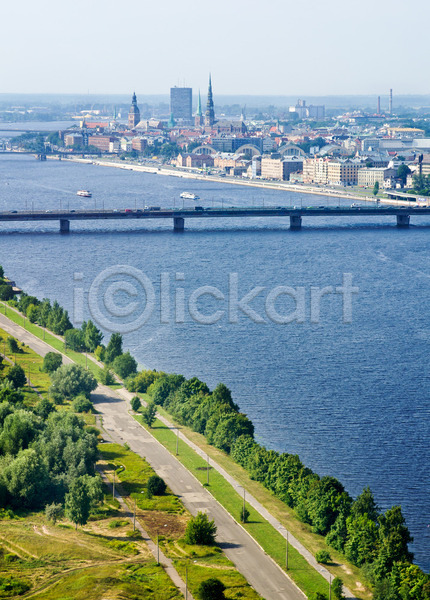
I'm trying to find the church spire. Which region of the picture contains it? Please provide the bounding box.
[205,74,215,127]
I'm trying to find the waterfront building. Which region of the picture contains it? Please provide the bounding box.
[170,86,192,122]
[261,156,303,181]
[128,92,140,130]
[358,167,399,187]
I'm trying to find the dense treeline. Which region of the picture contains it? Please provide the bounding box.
[146,372,430,600]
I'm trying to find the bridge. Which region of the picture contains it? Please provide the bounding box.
[0,205,429,232]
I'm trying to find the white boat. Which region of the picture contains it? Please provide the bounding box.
[77,190,92,197]
[180,192,200,200]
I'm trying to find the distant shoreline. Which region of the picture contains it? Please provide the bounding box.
[50,155,415,207]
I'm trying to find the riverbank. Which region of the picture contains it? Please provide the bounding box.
[49,154,417,208]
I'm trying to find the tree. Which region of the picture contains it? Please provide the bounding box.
[197,578,226,600]
[6,365,27,389]
[184,511,217,545]
[127,369,160,393]
[64,328,85,352]
[26,303,39,323]
[147,475,166,496]
[2,448,49,507]
[112,352,137,379]
[34,397,55,420]
[7,337,20,354]
[49,364,97,402]
[0,265,4,279]
[142,401,157,427]
[42,352,62,374]
[83,320,103,352]
[130,396,141,412]
[331,577,344,599]
[65,477,91,529]
[240,506,250,523]
[45,502,63,524]
[397,164,411,184]
[373,181,380,196]
[0,284,14,301]
[105,333,123,364]
[0,409,41,455]
[100,366,115,385]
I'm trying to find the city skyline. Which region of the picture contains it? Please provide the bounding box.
[1,0,429,96]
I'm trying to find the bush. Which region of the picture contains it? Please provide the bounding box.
[94,345,105,362]
[6,365,27,389]
[130,396,141,412]
[42,352,62,373]
[7,337,19,354]
[147,475,166,496]
[315,549,331,564]
[240,506,250,523]
[331,577,344,599]
[100,366,115,385]
[72,395,93,413]
[197,578,226,600]
[184,511,217,546]
[142,400,157,427]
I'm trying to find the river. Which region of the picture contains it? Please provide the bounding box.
[0,153,429,572]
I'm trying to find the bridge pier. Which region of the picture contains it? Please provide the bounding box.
[60,219,70,233]
[290,215,302,230]
[173,217,185,231]
[396,214,410,227]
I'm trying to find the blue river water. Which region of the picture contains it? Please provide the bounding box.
[0,153,429,572]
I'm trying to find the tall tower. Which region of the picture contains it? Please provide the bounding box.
[128,92,140,129]
[205,74,215,127]
[389,88,393,115]
[377,96,380,115]
[195,90,203,127]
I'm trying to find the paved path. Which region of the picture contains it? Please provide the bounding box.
[0,311,305,600]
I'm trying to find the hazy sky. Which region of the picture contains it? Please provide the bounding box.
[1,0,428,96]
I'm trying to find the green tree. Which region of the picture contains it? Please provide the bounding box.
[6,365,27,389]
[34,397,55,420]
[83,320,103,352]
[331,576,344,599]
[45,502,63,524]
[7,337,20,354]
[0,284,14,301]
[147,475,166,496]
[240,506,250,523]
[397,164,411,184]
[127,369,160,393]
[65,477,91,529]
[26,303,39,323]
[42,352,62,374]
[105,333,123,364]
[100,366,115,385]
[112,351,137,379]
[64,328,85,352]
[184,511,217,545]
[373,181,380,196]
[49,364,97,402]
[0,383,24,405]
[197,578,226,600]
[0,409,41,455]
[130,396,141,412]
[2,448,49,507]
[0,265,4,279]
[142,401,157,427]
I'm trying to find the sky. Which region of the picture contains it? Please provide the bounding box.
[1,0,428,97]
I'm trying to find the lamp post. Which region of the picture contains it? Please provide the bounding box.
[206,455,210,485]
[133,499,136,531]
[286,530,289,570]
[112,470,115,500]
[176,427,179,455]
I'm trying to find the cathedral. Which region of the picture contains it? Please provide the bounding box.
[128,92,140,129]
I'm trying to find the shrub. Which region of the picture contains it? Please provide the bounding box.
[72,395,93,413]
[315,549,331,564]
[45,502,63,525]
[100,366,115,385]
[331,576,344,599]
[240,507,250,523]
[147,475,166,496]
[197,578,226,600]
[184,511,217,545]
[42,352,62,373]
[94,345,105,362]
[130,396,141,412]
[0,285,14,301]
[6,365,27,389]
[142,401,157,427]
[7,337,19,354]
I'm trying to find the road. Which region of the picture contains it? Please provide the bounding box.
[0,311,305,600]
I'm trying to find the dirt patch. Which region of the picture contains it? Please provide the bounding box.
[340,564,353,575]
[139,511,188,540]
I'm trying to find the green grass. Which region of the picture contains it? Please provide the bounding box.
[137,416,332,599]
[0,303,103,380]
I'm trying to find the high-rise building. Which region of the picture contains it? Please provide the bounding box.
[205,74,215,127]
[128,92,140,129]
[170,86,192,121]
